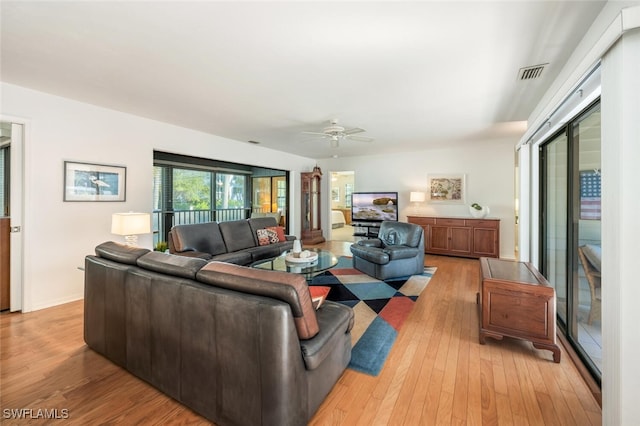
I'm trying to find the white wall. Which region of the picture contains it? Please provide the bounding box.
[1,82,315,311]
[319,138,518,259]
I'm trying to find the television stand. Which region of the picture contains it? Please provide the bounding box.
[352,223,381,238]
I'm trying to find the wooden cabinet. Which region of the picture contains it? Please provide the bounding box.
[407,216,499,258]
[478,257,560,363]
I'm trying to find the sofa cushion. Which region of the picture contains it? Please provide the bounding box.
[197,262,320,339]
[211,250,253,265]
[171,222,227,256]
[247,241,294,263]
[96,241,150,265]
[219,220,256,252]
[137,251,207,280]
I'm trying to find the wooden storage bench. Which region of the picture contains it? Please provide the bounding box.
[477,257,560,363]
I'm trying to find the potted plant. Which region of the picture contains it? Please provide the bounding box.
[469,202,490,218]
[155,241,169,253]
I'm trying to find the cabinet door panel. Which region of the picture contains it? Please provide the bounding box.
[449,227,472,254]
[429,226,449,251]
[473,228,498,257]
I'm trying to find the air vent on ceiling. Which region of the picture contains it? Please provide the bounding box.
[248,140,260,144]
[518,63,548,81]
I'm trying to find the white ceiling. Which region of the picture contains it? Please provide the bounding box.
[0,1,605,159]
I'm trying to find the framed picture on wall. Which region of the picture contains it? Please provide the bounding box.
[63,161,126,201]
[427,173,466,204]
[331,187,340,202]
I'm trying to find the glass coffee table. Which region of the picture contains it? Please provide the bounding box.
[251,248,338,281]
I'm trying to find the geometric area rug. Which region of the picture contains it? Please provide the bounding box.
[310,256,437,376]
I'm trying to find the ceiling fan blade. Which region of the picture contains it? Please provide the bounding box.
[342,127,365,135]
[300,131,328,137]
[346,135,374,142]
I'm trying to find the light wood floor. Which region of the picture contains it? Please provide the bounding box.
[0,242,601,425]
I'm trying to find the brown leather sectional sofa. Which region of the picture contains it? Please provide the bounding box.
[84,241,354,425]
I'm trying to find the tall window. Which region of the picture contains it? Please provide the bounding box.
[216,173,245,210]
[153,151,288,245]
[540,100,601,383]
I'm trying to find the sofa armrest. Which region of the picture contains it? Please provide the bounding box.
[350,244,390,264]
[300,301,354,370]
[357,238,383,248]
[383,245,420,260]
[95,241,150,264]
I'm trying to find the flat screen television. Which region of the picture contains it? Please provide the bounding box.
[351,192,398,223]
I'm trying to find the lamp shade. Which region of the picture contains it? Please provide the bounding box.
[410,191,426,203]
[111,212,151,236]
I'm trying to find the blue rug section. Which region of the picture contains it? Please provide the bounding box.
[348,316,397,376]
[334,256,353,268]
[347,282,397,300]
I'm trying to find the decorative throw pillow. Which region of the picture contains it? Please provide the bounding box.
[256,229,272,246]
[266,226,286,242]
[256,228,279,246]
[309,286,331,310]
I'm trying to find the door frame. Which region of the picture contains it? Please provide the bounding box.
[1,115,28,312]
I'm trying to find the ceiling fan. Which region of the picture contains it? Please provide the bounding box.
[301,119,374,148]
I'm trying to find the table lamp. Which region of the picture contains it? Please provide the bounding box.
[111,212,151,246]
[410,191,426,214]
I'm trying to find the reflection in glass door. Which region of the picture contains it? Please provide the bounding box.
[572,104,601,375]
[540,101,601,383]
[541,131,568,326]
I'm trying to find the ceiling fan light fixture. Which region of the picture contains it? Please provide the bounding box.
[300,118,373,148]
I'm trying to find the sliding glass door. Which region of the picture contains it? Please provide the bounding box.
[540,101,601,382]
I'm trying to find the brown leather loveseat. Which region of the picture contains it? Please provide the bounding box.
[84,241,353,426]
